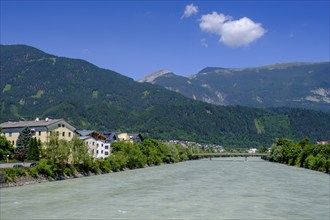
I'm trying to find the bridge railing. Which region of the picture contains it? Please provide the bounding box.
[191,153,268,157]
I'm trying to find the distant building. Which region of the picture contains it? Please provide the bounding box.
[316,140,330,145]
[76,130,113,159]
[115,132,144,144]
[0,118,76,147]
[76,131,144,159]
[128,133,144,144]
[115,133,131,142]
[248,148,257,154]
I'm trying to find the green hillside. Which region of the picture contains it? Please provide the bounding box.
[140,62,330,111]
[1,45,329,148]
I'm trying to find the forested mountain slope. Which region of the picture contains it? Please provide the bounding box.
[1,45,329,147]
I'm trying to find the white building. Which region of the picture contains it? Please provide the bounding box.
[77,130,112,159]
[248,148,257,154]
[95,139,111,158]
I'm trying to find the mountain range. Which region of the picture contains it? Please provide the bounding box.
[139,62,330,112]
[1,44,329,148]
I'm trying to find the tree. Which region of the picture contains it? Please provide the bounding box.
[27,137,41,161]
[257,146,267,153]
[0,128,14,161]
[165,144,180,163]
[111,142,146,169]
[71,137,90,165]
[15,127,32,161]
[140,139,162,165]
[45,133,70,168]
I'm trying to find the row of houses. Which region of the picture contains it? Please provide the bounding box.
[0,118,143,159]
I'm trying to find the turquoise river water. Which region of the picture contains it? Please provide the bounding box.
[1,157,329,219]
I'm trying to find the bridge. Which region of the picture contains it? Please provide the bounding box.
[191,152,268,159]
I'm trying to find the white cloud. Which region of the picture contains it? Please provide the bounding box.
[182,3,198,18]
[200,38,208,47]
[199,12,266,47]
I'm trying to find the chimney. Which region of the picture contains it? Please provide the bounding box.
[35,117,39,121]
[45,117,49,122]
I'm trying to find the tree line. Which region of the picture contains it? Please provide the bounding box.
[1,131,204,184]
[269,138,330,173]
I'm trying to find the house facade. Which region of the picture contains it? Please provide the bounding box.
[79,136,98,158]
[0,118,76,147]
[77,130,114,159]
[95,139,111,158]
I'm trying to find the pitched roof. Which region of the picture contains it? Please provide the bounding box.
[79,136,96,141]
[77,130,108,141]
[128,133,143,140]
[76,130,95,136]
[0,119,63,128]
[101,132,117,140]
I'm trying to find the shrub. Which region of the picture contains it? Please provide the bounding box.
[35,159,57,178]
[64,167,73,176]
[28,167,39,178]
[98,159,111,173]
[3,167,26,183]
[109,152,128,171]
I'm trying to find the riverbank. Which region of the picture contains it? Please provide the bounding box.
[0,172,53,188]
[0,162,186,188]
[0,167,134,188]
[1,139,203,188]
[268,138,330,173]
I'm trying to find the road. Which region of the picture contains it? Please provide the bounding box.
[0,162,34,169]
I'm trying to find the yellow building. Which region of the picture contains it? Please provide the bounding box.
[0,118,76,147]
[116,133,131,142]
[116,133,143,144]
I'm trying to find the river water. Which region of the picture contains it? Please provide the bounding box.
[1,157,329,219]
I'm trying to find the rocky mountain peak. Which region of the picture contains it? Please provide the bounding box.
[138,70,172,83]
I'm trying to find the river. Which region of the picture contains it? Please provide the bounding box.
[1,157,329,219]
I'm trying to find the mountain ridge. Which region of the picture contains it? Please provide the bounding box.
[139,62,330,111]
[1,44,329,147]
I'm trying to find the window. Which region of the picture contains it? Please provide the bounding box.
[56,131,59,136]
[58,124,61,127]
[68,132,71,137]
[62,132,65,137]
[105,145,109,149]
[38,131,41,136]
[12,140,15,145]
[101,150,103,154]
[62,124,64,128]
[105,152,109,156]
[96,150,99,154]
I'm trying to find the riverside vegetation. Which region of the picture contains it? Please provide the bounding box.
[0,133,204,186]
[269,138,330,173]
[2,134,329,187]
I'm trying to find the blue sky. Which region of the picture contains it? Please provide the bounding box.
[1,1,329,79]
